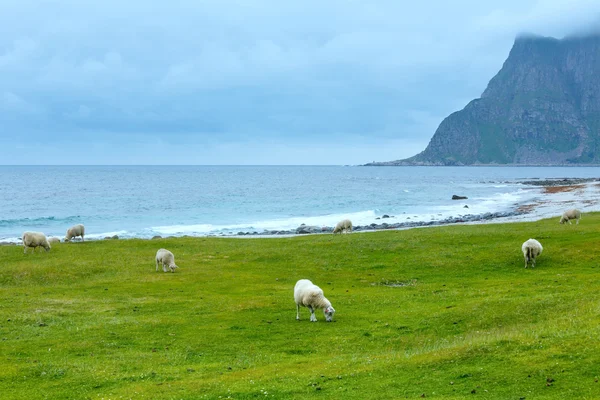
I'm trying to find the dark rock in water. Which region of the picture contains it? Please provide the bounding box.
[237,232,246,235]
[370,223,378,227]
[111,235,119,240]
[452,195,468,200]
[0,241,15,246]
[382,214,390,219]
[463,205,469,208]
[152,235,162,240]
[376,217,380,220]
[104,236,111,240]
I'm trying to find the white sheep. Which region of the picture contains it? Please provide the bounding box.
[64,224,85,242]
[155,248,179,273]
[22,231,51,253]
[559,209,581,225]
[294,279,335,322]
[48,237,61,244]
[333,219,352,234]
[522,238,543,268]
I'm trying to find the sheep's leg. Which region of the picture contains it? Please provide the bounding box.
[576,219,580,225]
[308,305,317,322]
[163,262,168,273]
[156,258,159,272]
[23,246,28,254]
[81,234,84,242]
[296,304,300,320]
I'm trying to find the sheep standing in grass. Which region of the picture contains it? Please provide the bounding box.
[294,279,335,322]
[48,237,61,244]
[64,224,85,242]
[155,249,179,273]
[22,232,51,253]
[522,238,543,268]
[560,209,581,225]
[333,219,352,234]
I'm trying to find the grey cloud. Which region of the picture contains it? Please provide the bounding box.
[1,1,599,164]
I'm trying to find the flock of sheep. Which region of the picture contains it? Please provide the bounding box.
[19,208,582,322]
[22,224,85,253]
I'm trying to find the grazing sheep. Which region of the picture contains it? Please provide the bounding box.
[333,219,353,234]
[522,238,543,268]
[294,279,335,322]
[64,224,85,242]
[559,209,581,225]
[22,231,51,254]
[48,237,61,244]
[155,248,179,273]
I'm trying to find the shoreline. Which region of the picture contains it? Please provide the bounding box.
[2,178,599,245]
[210,178,600,237]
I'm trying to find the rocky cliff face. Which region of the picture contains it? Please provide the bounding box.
[371,34,600,165]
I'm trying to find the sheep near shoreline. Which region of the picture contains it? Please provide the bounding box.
[522,238,543,268]
[560,209,581,225]
[22,232,51,253]
[65,224,85,242]
[333,219,353,234]
[294,279,335,322]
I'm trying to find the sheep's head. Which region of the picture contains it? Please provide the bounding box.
[169,264,179,273]
[559,216,566,224]
[323,306,335,322]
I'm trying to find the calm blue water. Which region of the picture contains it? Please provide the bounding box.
[0,166,598,241]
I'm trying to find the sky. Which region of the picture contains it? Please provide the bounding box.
[1,0,599,165]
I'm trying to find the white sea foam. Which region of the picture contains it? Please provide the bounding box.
[151,210,379,235]
[85,230,129,240]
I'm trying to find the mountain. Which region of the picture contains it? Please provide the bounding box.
[368,34,600,166]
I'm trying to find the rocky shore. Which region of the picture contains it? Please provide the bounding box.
[518,177,600,186]
[228,210,526,237]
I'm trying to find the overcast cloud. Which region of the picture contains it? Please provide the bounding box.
[1,0,599,164]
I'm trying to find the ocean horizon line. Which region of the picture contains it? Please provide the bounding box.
[1,164,600,168]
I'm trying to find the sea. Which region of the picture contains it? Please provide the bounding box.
[1,165,599,242]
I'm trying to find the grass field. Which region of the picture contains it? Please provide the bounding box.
[2,215,600,399]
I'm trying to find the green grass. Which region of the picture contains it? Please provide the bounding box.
[2,215,600,399]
